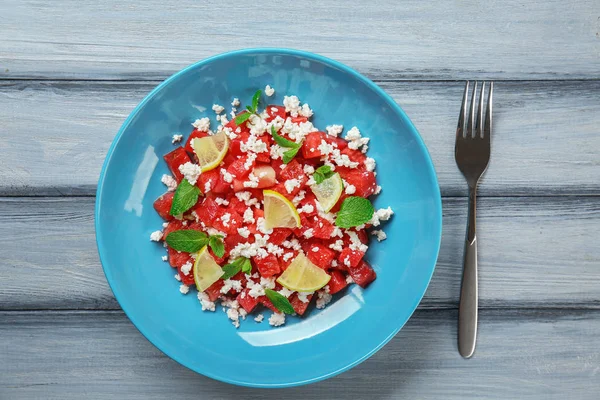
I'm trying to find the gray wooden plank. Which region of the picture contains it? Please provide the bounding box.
[1,196,598,310]
[1,309,598,399]
[1,80,599,196]
[1,0,599,80]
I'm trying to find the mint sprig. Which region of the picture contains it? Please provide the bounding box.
[221,257,251,280]
[270,126,302,164]
[313,165,335,184]
[208,235,225,258]
[251,89,261,112]
[264,289,295,315]
[334,196,375,228]
[234,89,262,126]
[165,230,208,253]
[235,112,252,125]
[169,179,201,216]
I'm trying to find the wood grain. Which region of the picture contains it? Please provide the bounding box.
[1,309,598,399]
[1,196,598,310]
[1,0,599,80]
[1,80,599,196]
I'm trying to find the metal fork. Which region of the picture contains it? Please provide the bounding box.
[455,81,493,358]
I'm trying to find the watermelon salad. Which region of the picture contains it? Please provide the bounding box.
[150,86,393,328]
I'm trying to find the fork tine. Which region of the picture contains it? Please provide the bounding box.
[476,82,485,138]
[466,81,477,138]
[456,81,469,139]
[484,82,493,140]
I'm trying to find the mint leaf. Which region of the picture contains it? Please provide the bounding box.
[165,230,208,253]
[235,112,252,126]
[264,288,295,315]
[245,105,254,113]
[241,258,252,274]
[335,196,375,228]
[221,263,241,280]
[270,126,298,148]
[169,179,201,216]
[282,146,301,164]
[208,235,225,258]
[251,89,261,112]
[314,165,335,184]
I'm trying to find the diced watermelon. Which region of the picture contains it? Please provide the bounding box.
[291,116,308,124]
[163,147,191,182]
[279,159,303,181]
[278,250,299,271]
[177,266,195,286]
[237,289,260,313]
[259,295,279,312]
[228,155,254,179]
[268,228,292,245]
[341,147,366,165]
[168,247,192,268]
[153,192,175,220]
[327,270,348,294]
[311,217,335,240]
[162,219,184,238]
[348,260,376,288]
[193,197,221,227]
[185,130,209,153]
[255,137,271,163]
[339,170,377,198]
[306,243,336,269]
[289,293,313,315]
[204,280,225,301]
[197,169,219,193]
[338,248,365,269]
[301,131,325,158]
[253,254,281,278]
[266,105,286,122]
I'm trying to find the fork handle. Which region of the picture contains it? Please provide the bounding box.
[458,187,478,358]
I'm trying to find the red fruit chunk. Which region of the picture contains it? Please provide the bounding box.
[289,293,314,315]
[153,192,175,220]
[259,296,279,312]
[197,169,219,192]
[193,197,221,227]
[266,105,286,122]
[338,249,365,269]
[168,247,191,268]
[227,155,254,179]
[204,280,225,302]
[279,159,305,181]
[327,270,348,294]
[178,267,195,286]
[237,289,260,313]
[185,130,209,153]
[255,137,271,163]
[339,170,377,198]
[306,243,336,269]
[278,250,299,271]
[162,219,184,238]
[253,254,281,278]
[311,217,335,240]
[268,228,292,245]
[291,116,308,124]
[233,165,277,191]
[163,147,191,182]
[341,147,366,165]
[349,260,377,288]
[301,131,326,158]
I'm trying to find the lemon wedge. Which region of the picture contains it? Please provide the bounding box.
[193,245,224,292]
[310,172,343,212]
[192,131,229,172]
[263,190,301,230]
[276,253,331,292]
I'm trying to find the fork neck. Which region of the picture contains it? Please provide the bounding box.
[467,185,477,244]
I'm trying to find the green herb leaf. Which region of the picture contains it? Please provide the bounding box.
[235,112,252,126]
[221,263,242,280]
[264,288,295,315]
[282,146,301,164]
[245,105,254,113]
[251,89,261,112]
[208,235,225,258]
[169,179,201,216]
[270,126,299,148]
[335,196,375,228]
[241,258,252,274]
[313,165,335,184]
[165,230,208,253]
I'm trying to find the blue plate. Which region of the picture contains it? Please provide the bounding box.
[95,48,442,388]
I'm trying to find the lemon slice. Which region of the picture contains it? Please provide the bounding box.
[310,172,343,212]
[276,253,331,292]
[192,131,229,172]
[263,190,301,230]
[193,245,224,292]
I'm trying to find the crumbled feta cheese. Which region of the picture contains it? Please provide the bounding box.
[278,287,294,298]
[374,185,382,194]
[260,277,276,289]
[162,255,168,262]
[347,231,369,252]
[254,314,264,323]
[192,117,211,132]
[178,162,201,185]
[316,290,333,309]
[206,227,227,238]
[345,127,361,141]
[236,191,252,201]
[221,279,243,294]
[343,256,351,267]
[306,175,316,186]
[303,229,314,239]
[174,273,181,281]
[284,179,301,193]
[292,190,306,205]
[179,284,190,295]
[246,279,265,298]
[180,261,193,276]
[267,115,286,134]
[282,238,302,251]
[161,174,178,192]
[243,173,259,188]
[243,152,257,170]
[298,203,314,214]
[282,252,295,262]
[240,133,268,153]
[269,143,286,160]
[372,230,387,241]
[197,291,216,311]
[346,275,354,284]
[266,243,284,257]
[326,124,344,137]
[231,98,240,107]
[220,213,231,227]
[317,140,335,155]
[283,95,301,117]
[299,103,313,118]
[204,181,212,193]
[216,114,229,125]
[361,144,369,154]
[370,207,394,227]
[256,217,273,235]
[162,222,169,228]
[269,312,286,327]
[329,240,344,252]
[212,104,225,114]
[265,85,275,97]
[311,246,320,252]
[365,157,376,172]
[243,208,255,224]
[150,230,163,241]
[219,168,234,183]
[303,165,315,175]
[345,184,356,195]
[237,227,251,238]
[172,134,183,143]
[297,292,312,303]
[247,114,268,136]
[330,149,359,168]
[214,197,229,206]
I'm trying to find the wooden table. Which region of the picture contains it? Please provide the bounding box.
[1,1,599,398]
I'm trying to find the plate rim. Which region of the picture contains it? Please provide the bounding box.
[95,47,443,388]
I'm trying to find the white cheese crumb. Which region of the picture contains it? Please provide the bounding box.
[178,162,201,185]
[345,184,356,195]
[254,314,264,323]
[212,104,225,114]
[316,290,332,309]
[298,203,314,214]
[174,274,181,281]
[237,227,251,238]
[299,103,313,118]
[283,95,301,117]
[265,85,275,97]
[311,246,320,252]
[374,185,382,195]
[243,152,257,170]
[370,207,395,227]
[221,279,243,294]
[365,157,376,172]
[204,181,212,193]
[179,284,190,295]
[269,312,286,327]
[278,287,294,298]
[180,261,193,276]
[297,292,312,303]
[197,291,216,311]
[220,213,231,227]
[219,168,234,183]
[282,252,295,262]
[246,114,268,137]
[231,98,240,107]
[214,197,229,206]
[243,208,255,224]
[326,125,343,137]
[371,230,387,241]
[292,190,306,205]
[346,275,354,284]
[172,134,183,144]
[150,230,163,241]
[347,231,369,252]
[303,165,315,175]
[161,174,178,192]
[303,228,314,239]
[317,139,335,155]
[284,178,301,193]
[345,127,362,141]
[162,255,168,262]
[192,117,211,132]
[243,173,259,188]
[329,239,344,252]
[236,191,252,202]
[256,217,274,234]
